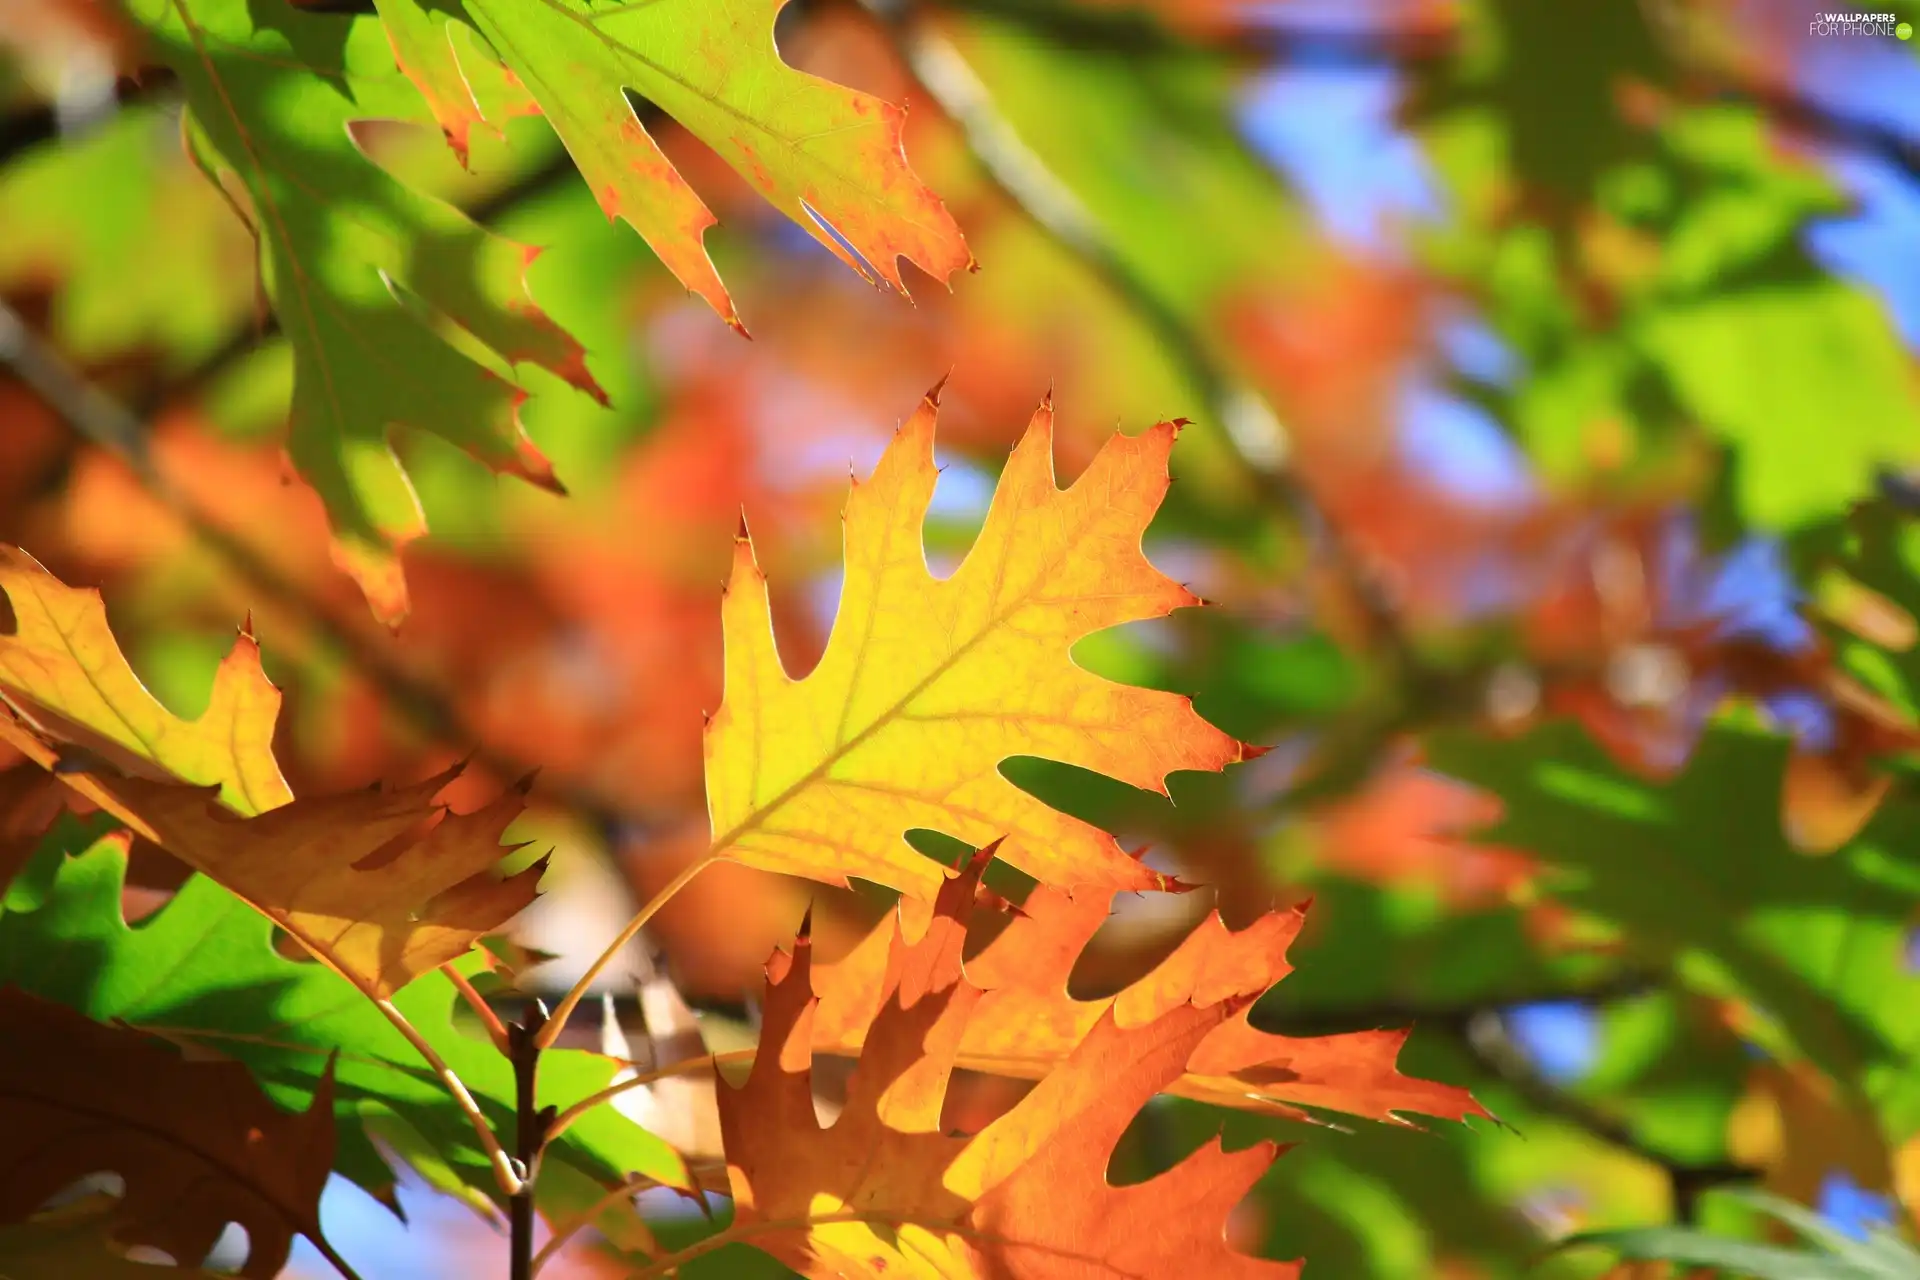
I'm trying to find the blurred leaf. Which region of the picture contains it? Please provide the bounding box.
[0,105,253,370]
[1429,719,1920,1131]
[129,0,605,623]
[1566,1186,1920,1278]
[1415,0,1920,531]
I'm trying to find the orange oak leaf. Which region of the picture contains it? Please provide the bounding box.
[0,985,349,1280]
[704,389,1258,903]
[707,856,1300,1279]
[0,545,542,997]
[811,850,1488,1127]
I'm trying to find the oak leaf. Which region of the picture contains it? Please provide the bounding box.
[0,545,542,997]
[0,820,689,1217]
[0,986,346,1280]
[705,390,1256,902]
[713,856,1300,1278]
[0,1195,234,1280]
[377,0,972,331]
[130,0,603,624]
[812,861,1488,1127]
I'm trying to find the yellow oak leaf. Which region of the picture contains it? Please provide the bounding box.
[699,855,1299,1279]
[0,546,540,997]
[0,545,289,817]
[705,389,1256,902]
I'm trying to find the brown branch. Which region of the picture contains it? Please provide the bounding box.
[862,0,1429,682]
[1255,966,1668,1038]
[1461,1008,1760,1223]
[0,71,179,171]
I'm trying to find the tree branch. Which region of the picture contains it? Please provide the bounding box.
[1461,1008,1759,1223]
[1255,967,1667,1038]
[0,71,178,171]
[508,1001,555,1280]
[862,0,1428,681]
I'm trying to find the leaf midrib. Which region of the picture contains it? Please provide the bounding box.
[709,487,1097,861]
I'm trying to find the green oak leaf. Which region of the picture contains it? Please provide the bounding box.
[0,107,253,373]
[0,816,689,1213]
[127,0,604,624]
[1428,719,1920,1132]
[1810,500,1920,727]
[373,0,972,332]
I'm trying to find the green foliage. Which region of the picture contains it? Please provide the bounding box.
[6,0,1920,1274]
[0,819,684,1211]
[1430,719,1920,1134]
[128,0,600,618]
[1416,0,1920,529]
[1568,1186,1920,1277]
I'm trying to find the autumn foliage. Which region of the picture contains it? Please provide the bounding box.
[4,0,1920,1278]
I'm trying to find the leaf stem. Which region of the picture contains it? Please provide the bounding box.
[535,855,713,1049]
[543,1049,757,1145]
[372,996,524,1197]
[527,1174,648,1277]
[442,961,511,1053]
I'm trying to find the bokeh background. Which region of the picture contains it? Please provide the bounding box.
[5,0,1920,1275]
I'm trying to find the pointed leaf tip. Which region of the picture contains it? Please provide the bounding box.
[721,888,1302,1276]
[704,393,1246,903]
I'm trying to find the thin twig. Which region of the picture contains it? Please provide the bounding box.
[508,1000,555,1280]
[374,996,524,1197]
[536,855,713,1048]
[1462,1008,1758,1222]
[543,1049,757,1145]
[528,1174,648,1277]
[442,961,512,1053]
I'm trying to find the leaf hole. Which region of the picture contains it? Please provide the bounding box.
[800,199,885,290]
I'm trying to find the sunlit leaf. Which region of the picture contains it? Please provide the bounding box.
[713,854,1300,1278]
[705,389,1256,901]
